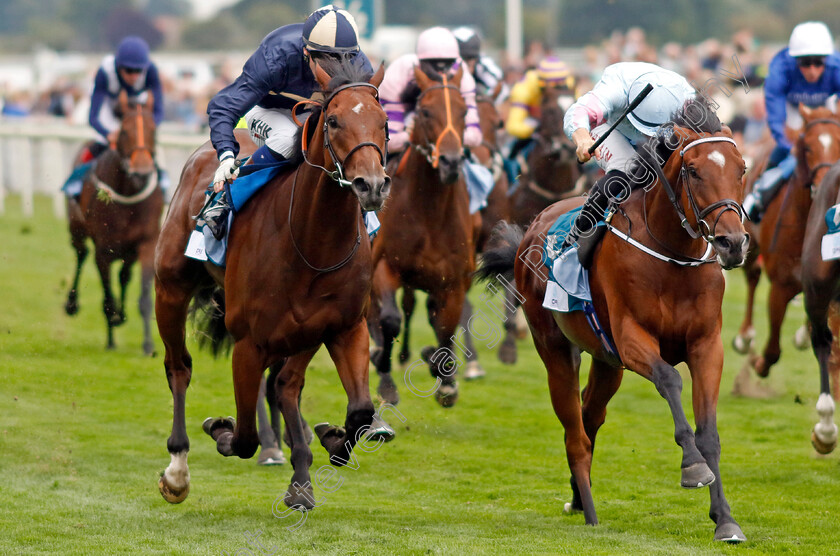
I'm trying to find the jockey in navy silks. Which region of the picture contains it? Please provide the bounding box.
[202,4,372,238]
[742,21,840,222]
[63,36,167,197]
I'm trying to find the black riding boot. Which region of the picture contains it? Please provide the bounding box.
[202,192,231,240]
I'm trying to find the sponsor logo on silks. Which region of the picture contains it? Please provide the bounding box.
[250,119,272,141]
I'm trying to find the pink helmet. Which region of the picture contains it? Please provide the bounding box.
[417,27,459,60]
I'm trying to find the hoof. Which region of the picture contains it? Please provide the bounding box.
[314,422,345,450]
[284,482,315,510]
[64,299,79,316]
[202,416,235,438]
[420,345,436,364]
[498,339,517,365]
[366,414,396,443]
[158,474,189,504]
[812,428,838,455]
[109,311,126,327]
[435,382,459,408]
[377,372,400,405]
[793,324,810,351]
[681,462,715,489]
[258,446,287,466]
[563,502,582,514]
[143,343,155,357]
[398,347,411,364]
[463,361,486,381]
[750,353,770,378]
[731,332,753,355]
[715,522,746,543]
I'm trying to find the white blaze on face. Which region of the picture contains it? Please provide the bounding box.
[819,133,833,153]
[708,150,726,168]
[352,102,364,114]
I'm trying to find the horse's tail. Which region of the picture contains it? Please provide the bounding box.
[474,221,523,285]
[190,286,233,358]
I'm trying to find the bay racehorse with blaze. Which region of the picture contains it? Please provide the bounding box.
[64,90,163,355]
[369,65,474,408]
[733,105,840,379]
[154,61,390,509]
[477,99,748,542]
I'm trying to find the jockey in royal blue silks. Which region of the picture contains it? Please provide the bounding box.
[202,4,373,239]
[743,21,840,222]
[63,36,167,198]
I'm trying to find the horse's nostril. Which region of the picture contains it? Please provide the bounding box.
[714,236,731,250]
[353,177,370,194]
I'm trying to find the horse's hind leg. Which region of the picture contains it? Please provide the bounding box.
[206,338,263,459]
[806,293,839,454]
[398,288,416,364]
[115,253,138,327]
[498,289,521,365]
[733,250,760,354]
[425,287,468,407]
[753,281,798,378]
[534,335,598,524]
[372,262,401,405]
[64,211,88,316]
[138,241,155,355]
[459,298,486,380]
[687,338,746,542]
[155,278,195,503]
[256,372,286,466]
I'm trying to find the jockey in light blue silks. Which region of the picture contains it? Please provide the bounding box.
[63,36,167,197]
[203,5,374,239]
[742,21,840,223]
[556,62,695,262]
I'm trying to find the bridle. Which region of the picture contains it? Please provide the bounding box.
[800,118,840,190]
[412,75,464,168]
[294,81,387,188]
[113,103,155,175]
[288,80,387,273]
[648,135,744,242]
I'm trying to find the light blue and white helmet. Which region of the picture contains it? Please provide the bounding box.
[627,71,694,136]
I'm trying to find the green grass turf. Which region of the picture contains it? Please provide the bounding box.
[1,195,839,555]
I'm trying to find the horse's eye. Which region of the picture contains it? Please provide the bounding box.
[327,116,339,129]
[419,108,431,119]
[688,166,699,178]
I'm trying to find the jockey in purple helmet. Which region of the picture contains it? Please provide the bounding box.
[202,4,372,238]
[742,21,840,223]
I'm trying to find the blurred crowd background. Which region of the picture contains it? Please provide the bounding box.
[0,0,836,147]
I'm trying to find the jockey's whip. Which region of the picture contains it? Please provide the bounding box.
[586,82,654,157]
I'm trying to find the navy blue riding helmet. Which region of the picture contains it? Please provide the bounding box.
[115,36,151,70]
[302,4,361,57]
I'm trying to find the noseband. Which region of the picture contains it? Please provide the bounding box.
[413,75,464,169]
[295,81,387,187]
[113,104,155,175]
[649,135,743,242]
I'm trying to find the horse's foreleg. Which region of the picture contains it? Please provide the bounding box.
[828,302,840,401]
[754,281,798,378]
[64,219,88,316]
[274,350,318,510]
[372,262,401,405]
[426,287,467,407]
[323,318,378,460]
[93,250,118,349]
[155,280,194,504]
[687,339,746,543]
[806,286,839,454]
[138,241,155,355]
[116,253,136,327]
[209,338,264,458]
[733,253,760,354]
[256,372,285,466]
[398,288,416,364]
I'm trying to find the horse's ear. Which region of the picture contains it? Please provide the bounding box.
[414,64,432,91]
[799,102,813,119]
[450,64,464,87]
[118,89,129,112]
[314,62,331,90]
[720,124,733,138]
[370,62,385,88]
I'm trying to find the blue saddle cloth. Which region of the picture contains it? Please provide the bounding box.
[826,204,840,234]
[463,159,495,214]
[186,158,380,267]
[61,161,94,198]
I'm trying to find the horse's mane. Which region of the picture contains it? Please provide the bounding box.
[291,56,374,165]
[627,96,722,185]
